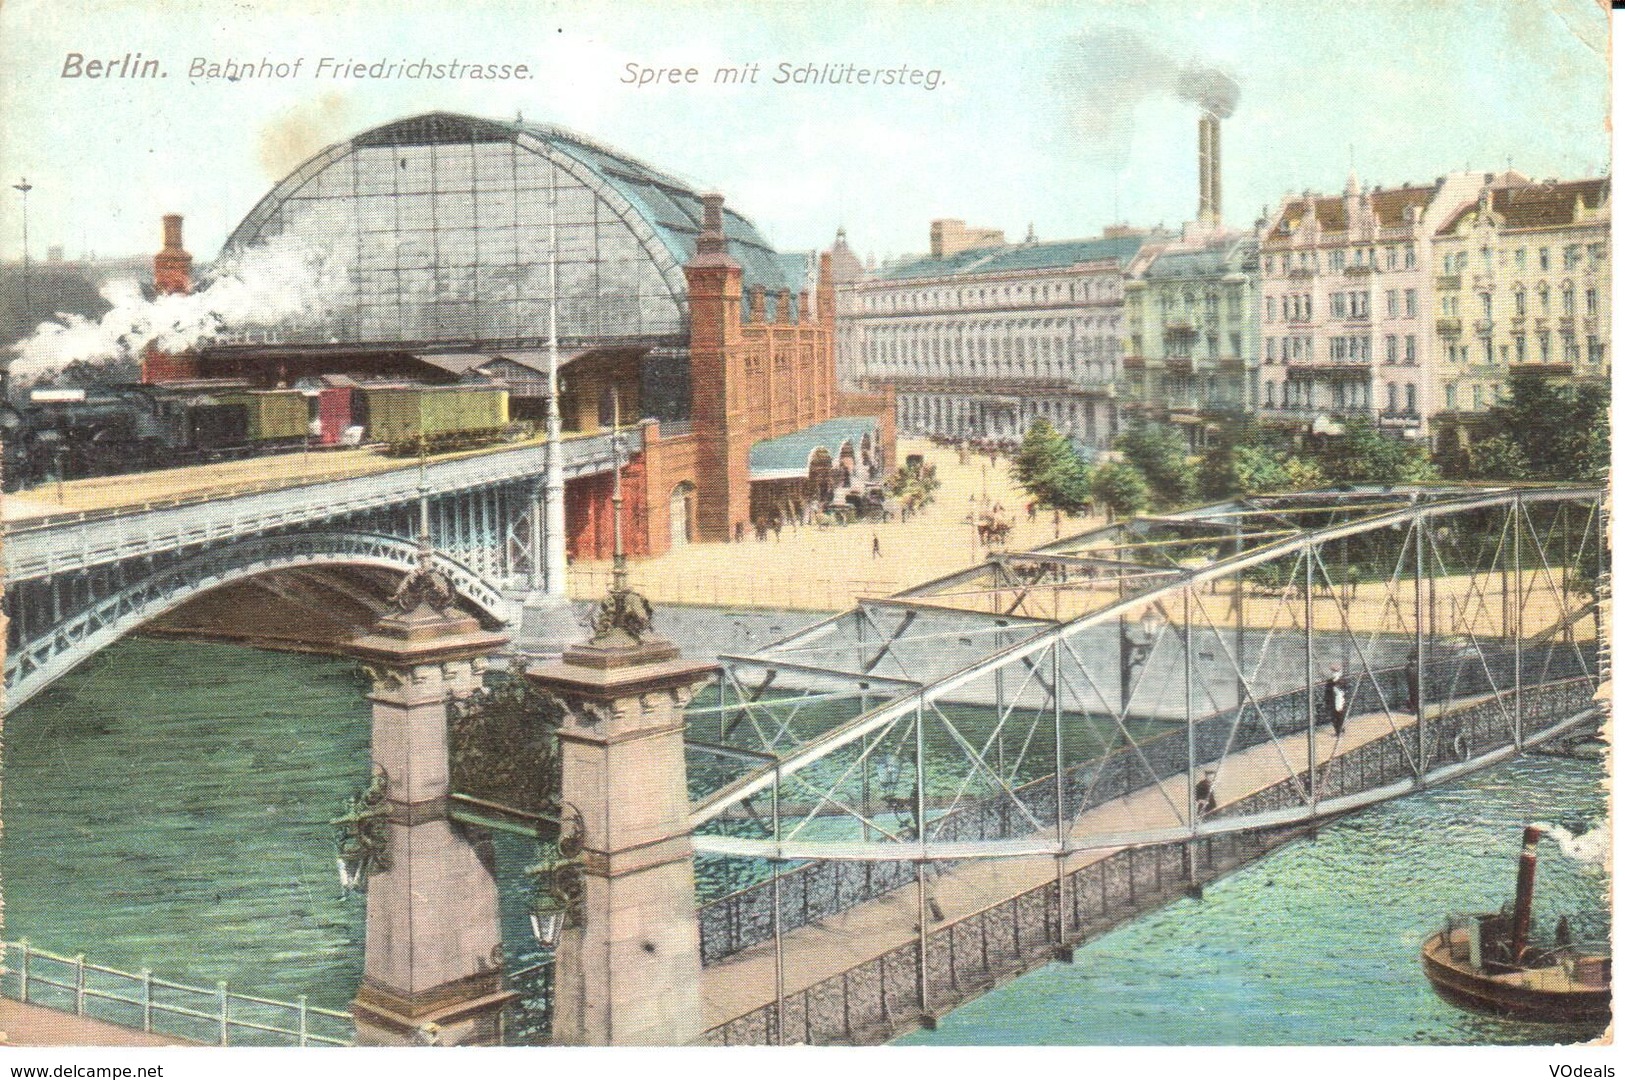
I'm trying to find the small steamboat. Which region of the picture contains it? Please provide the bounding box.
[1421,825,1609,1025]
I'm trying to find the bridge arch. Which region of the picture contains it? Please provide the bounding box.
[6,531,509,714]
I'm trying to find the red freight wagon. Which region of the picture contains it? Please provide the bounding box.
[317,386,354,446]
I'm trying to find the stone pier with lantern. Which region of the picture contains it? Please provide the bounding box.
[525,566,718,1046]
[342,540,515,1047]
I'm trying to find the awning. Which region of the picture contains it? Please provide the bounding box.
[749,416,879,481]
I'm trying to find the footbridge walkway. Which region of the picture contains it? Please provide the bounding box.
[679,484,1605,1043]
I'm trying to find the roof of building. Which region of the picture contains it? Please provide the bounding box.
[749,416,879,480]
[1278,186,1433,236]
[874,234,1150,282]
[1437,177,1610,234]
[226,111,810,297]
[1140,235,1257,280]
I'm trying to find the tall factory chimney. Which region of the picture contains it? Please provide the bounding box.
[143,214,200,382]
[1198,112,1222,229]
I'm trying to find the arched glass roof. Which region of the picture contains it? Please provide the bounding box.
[222,112,809,349]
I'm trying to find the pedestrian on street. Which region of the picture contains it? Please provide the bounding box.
[872,534,882,559]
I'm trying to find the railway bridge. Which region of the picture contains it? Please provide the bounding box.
[2,429,635,712]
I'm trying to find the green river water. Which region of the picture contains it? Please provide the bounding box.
[1,638,1608,1045]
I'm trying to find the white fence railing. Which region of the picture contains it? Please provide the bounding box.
[0,940,353,1047]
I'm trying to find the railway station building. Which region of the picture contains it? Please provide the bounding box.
[156,111,892,555]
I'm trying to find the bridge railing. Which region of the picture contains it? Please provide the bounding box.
[701,674,1601,1044]
[4,429,637,581]
[0,940,353,1047]
[693,659,1596,967]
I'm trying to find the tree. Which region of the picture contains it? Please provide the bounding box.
[1199,420,1323,498]
[1309,414,1437,485]
[1477,371,1607,482]
[1091,461,1150,520]
[1116,422,1197,508]
[1465,434,1531,481]
[1012,418,1093,513]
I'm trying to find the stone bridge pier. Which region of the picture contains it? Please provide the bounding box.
[528,598,718,1045]
[346,559,513,1046]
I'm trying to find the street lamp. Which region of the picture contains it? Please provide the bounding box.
[13,178,33,335]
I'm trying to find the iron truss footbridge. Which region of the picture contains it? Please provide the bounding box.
[685,484,1605,868]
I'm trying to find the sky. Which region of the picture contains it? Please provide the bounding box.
[0,0,1609,267]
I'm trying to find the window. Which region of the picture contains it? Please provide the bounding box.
[1483,338,1493,365]
[1514,248,1526,270]
[1386,246,1398,270]
[1405,384,1416,415]
[1538,248,1550,271]
[1331,293,1347,318]
[1481,247,1492,272]
[1515,336,1526,363]
[1405,289,1417,317]
[1265,338,1276,363]
[1405,245,1416,268]
[1385,335,1398,364]
[1514,290,1526,316]
[1473,384,1483,410]
[1445,384,1457,410]
[1480,293,1492,320]
[1405,336,1416,364]
[1387,290,1399,317]
[1387,383,1398,412]
[1539,333,1550,362]
[1330,250,1345,272]
[1585,288,1597,315]
[1332,337,1347,362]
[1538,285,1549,313]
[1562,287,1574,315]
[1588,336,1603,365]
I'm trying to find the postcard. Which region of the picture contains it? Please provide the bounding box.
[0,0,1612,1072]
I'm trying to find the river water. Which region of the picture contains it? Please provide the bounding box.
[1,637,1608,1045]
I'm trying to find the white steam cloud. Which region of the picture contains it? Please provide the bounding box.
[10,235,352,382]
[1535,821,1609,867]
[1052,25,1241,174]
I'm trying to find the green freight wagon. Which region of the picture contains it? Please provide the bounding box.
[360,385,510,453]
[213,389,309,443]
[247,390,311,442]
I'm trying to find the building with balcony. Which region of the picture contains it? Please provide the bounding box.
[1256,170,1492,440]
[1121,225,1259,449]
[846,222,1158,448]
[1428,175,1610,452]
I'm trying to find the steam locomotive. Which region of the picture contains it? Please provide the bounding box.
[1,382,510,492]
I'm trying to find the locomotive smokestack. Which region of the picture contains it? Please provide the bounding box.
[1198,112,1222,229]
[1509,824,1544,963]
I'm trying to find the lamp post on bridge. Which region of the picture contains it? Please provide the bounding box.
[517,161,582,659]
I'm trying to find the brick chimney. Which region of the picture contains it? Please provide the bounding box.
[154,213,193,295]
[143,214,200,382]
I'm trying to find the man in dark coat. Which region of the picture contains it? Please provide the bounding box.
[1324,665,1350,736]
